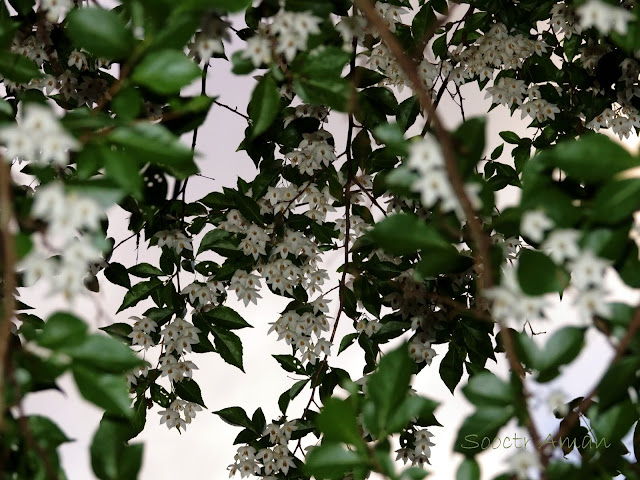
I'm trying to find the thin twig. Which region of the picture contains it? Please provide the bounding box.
[551,306,640,447]
[213,100,250,121]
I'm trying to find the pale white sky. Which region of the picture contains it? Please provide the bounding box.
[20,6,640,480]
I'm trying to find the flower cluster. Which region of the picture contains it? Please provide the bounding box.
[229,421,298,478]
[406,134,482,220]
[19,182,104,299]
[243,10,321,66]
[395,428,436,467]
[188,14,230,63]
[268,305,332,365]
[577,0,633,36]
[0,104,78,166]
[158,399,203,431]
[128,316,158,351]
[155,230,194,254]
[283,130,338,176]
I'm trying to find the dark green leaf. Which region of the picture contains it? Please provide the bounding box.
[37,312,88,350]
[211,327,244,371]
[73,365,133,418]
[66,7,133,60]
[117,278,162,313]
[132,49,202,95]
[248,73,280,137]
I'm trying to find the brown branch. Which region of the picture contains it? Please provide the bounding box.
[0,159,16,436]
[550,306,640,447]
[355,2,547,475]
[355,0,494,291]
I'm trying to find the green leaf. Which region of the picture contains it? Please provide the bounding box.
[415,248,473,278]
[373,122,407,156]
[64,334,144,373]
[365,344,413,435]
[90,416,143,480]
[175,379,206,407]
[591,400,637,443]
[100,323,133,343]
[213,406,254,430]
[440,344,464,393]
[0,52,42,83]
[211,327,244,371]
[198,228,239,256]
[539,327,585,372]
[499,131,521,145]
[73,365,133,418]
[538,134,637,183]
[304,443,367,479]
[386,395,439,433]
[28,416,72,449]
[454,406,515,456]
[317,397,364,447]
[104,262,132,289]
[462,372,514,407]
[248,73,280,138]
[117,278,162,313]
[37,312,88,350]
[132,49,201,95]
[128,263,165,278]
[272,354,306,374]
[591,178,640,225]
[368,213,450,255]
[65,7,133,60]
[517,249,569,296]
[338,333,358,355]
[108,123,198,180]
[292,46,351,110]
[598,357,640,409]
[457,458,480,480]
[200,306,252,330]
[102,147,142,198]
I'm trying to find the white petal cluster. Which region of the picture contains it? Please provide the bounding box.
[395,428,435,467]
[0,104,78,166]
[230,269,263,307]
[229,422,298,478]
[508,449,541,479]
[267,305,331,365]
[19,182,105,300]
[188,15,230,63]
[243,10,321,66]
[284,130,337,176]
[408,333,437,365]
[577,0,634,36]
[39,0,73,22]
[586,106,640,140]
[158,399,202,431]
[128,316,158,351]
[408,134,482,219]
[484,264,553,327]
[155,229,193,254]
[160,317,202,356]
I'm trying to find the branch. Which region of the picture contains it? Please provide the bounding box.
[0,159,16,436]
[355,0,494,291]
[551,305,640,446]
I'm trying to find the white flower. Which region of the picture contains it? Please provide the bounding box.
[521,210,554,242]
[569,250,609,290]
[508,450,541,479]
[575,288,611,319]
[68,50,88,70]
[547,390,569,416]
[542,229,581,263]
[407,134,444,173]
[577,0,634,36]
[243,34,271,67]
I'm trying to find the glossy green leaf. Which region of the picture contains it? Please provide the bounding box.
[66,7,133,60]
[248,73,280,138]
[132,50,201,95]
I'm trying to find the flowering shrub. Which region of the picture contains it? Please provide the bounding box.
[2,0,640,479]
